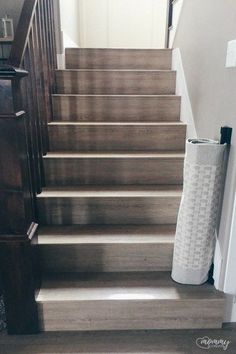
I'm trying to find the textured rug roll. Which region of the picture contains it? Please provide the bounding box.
[172,139,226,285]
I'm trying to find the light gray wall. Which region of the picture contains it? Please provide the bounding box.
[59,0,80,47]
[0,0,63,56]
[174,0,236,139]
[173,0,236,321]
[0,0,24,32]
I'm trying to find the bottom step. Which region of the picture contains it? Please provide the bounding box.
[37,272,224,331]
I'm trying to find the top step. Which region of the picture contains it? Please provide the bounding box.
[65,48,172,70]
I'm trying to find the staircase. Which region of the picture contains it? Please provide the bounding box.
[36,48,224,331]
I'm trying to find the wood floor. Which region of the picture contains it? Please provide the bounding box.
[1,326,235,353]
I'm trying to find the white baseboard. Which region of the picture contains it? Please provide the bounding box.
[57,54,65,69]
[224,294,236,322]
[63,31,79,49]
[56,31,80,69]
[172,48,197,139]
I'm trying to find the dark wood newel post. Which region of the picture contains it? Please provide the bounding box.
[0,0,58,335]
[0,67,40,334]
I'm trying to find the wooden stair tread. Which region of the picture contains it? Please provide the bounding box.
[37,186,181,225]
[38,225,176,273]
[37,272,224,302]
[38,225,176,244]
[38,185,183,198]
[38,234,174,245]
[44,151,185,159]
[37,272,224,330]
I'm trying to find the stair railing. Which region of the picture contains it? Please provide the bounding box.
[0,0,57,334]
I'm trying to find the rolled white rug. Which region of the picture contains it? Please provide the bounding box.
[172,139,226,285]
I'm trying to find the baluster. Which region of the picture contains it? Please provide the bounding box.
[41,0,54,90]
[23,43,43,194]
[39,0,54,111]
[21,56,38,208]
[35,1,50,147]
[48,0,57,71]
[31,15,47,158]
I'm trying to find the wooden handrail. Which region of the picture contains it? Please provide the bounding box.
[8,0,37,67]
[0,0,57,335]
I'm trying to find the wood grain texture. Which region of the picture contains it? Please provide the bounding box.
[37,272,224,331]
[52,94,181,122]
[39,243,174,273]
[37,186,182,225]
[65,48,172,70]
[55,70,176,95]
[38,225,175,272]
[1,327,235,354]
[48,122,186,151]
[43,152,184,186]
[0,0,57,334]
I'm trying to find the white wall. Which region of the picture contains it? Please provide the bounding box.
[173,0,236,322]
[172,48,197,139]
[168,0,184,48]
[59,0,80,47]
[78,0,168,48]
[0,0,24,32]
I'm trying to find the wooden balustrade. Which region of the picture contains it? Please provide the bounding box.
[0,0,57,334]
